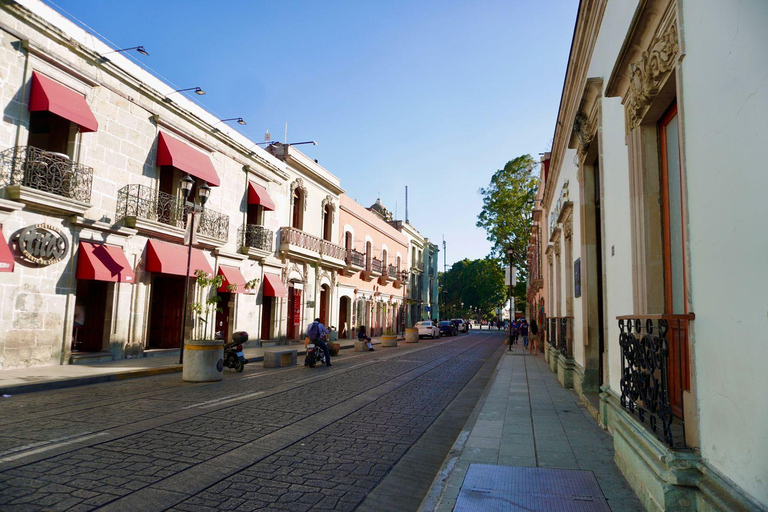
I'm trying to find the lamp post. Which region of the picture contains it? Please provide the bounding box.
[178,174,211,364]
[507,247,514,351]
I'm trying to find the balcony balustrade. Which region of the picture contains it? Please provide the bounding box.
[116,184,229,242]
[320,239,346,261]
[347,249,365,268]
[239,224,273,253]
[371,257,383,274]
[388,265,398,278]
[617,314,693,448]
[279,227,346,266]
[0,145,93,203]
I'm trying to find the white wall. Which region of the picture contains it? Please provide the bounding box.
[680,0,768,504]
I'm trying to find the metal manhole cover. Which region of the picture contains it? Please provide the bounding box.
[455,464,611,511]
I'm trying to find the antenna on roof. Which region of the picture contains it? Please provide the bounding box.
[405,186,409,224]
[265,129,271,142]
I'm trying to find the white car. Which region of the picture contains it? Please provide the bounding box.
[415,321,440,339]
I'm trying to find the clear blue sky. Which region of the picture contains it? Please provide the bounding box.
[49,0,577,267]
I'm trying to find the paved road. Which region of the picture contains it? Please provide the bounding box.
[0,332,503,511]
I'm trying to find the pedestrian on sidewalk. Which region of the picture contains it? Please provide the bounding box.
[521,320,529,349]
[357,325,374,351]
[511,319,519,345]
[529,319,539,355]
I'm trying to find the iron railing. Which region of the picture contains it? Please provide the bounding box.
[239,224,273,252]
[279,226,345,259]
[347,249,365,267]
[388,265,398,278]
[116,184,229,242]
[559,317,572,357]
[371,257,382,274]
[548,317,558,348]
[0,145,93,202]
[618,315,693,448]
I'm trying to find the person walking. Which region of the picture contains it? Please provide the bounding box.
[521,319,529,349]
[357,325,374,351]
[306,318,331,366]
[529,319,539,355]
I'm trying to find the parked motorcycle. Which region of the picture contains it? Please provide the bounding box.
[217,331,248,372]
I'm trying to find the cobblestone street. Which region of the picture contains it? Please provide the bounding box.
[0,333,503,511]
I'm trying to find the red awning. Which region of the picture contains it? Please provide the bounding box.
[0,230,14,273]
[218,265,248,293]
[29,72,98,133]
[248,182,276,211]
[263,273,288,298]
[156,132,220,187]
[145,239,213,277]
[76,242,135,283]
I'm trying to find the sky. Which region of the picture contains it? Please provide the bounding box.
[48,0,577,267]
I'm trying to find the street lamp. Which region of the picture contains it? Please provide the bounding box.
[178,175,211,364]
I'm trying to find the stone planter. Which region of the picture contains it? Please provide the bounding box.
[405,328,419,343]
[328,341,341,356]
[182,340,224,382]
[382,334,398,347]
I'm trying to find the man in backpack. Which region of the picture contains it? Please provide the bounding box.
[306,318,331,367]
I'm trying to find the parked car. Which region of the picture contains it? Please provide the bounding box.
[438,320,458,337]
[451,319,468,333]
[415,320,440,339]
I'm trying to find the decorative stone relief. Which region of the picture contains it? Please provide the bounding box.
[626,21,679,130]
[282,261,307,286]
[290,178,308,211]
[563,219,573,241]
[321,195,336,223]
[554,241,561,256]
[572,112,594,159]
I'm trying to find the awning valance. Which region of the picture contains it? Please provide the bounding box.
[29,72,98,132]
[145,239,213,277]
[218,265,247,293]
[157,132,220,187]
[248,182,276,211]
[76,242,135,283]
[263,273,288,298]
[0,230,14,273]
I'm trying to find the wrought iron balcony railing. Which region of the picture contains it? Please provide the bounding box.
[559,317,573,357]
[278,227,345,259]
[371,257,383,274]
[618,314,693,448]
[347,249,365,268]
[239,224,273,252]
[0,145,93,202]
[116,184,229,242]
[388,265,398,277]
[548,317,557,348]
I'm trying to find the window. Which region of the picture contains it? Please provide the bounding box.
[366,241,372,270]
[28,111,77,156]
[344,231,352,251]
[292,188,304,230]
[322,204,332,241]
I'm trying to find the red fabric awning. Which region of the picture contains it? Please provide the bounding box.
[218,265,247,293]
[0,230,14,273]
[263,273,288,298]
[156,132,220,187]
[29,72,98,132]
[76,242,135,283]
[248,182,276,211]
[145,239,212,277]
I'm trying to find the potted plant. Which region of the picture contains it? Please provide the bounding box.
[183,270,225,383]
[382,328,398,347]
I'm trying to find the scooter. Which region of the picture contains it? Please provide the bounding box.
[305,335,327,368]
[217,331,248,372]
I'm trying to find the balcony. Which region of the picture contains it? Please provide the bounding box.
[617,314,693,449]
[116,184,229,245]
[278,226,346,269]
[0,145,92,215]
[362,257,382,281]
[393,269,406,289]
[342,249,365,276]
[239,224,274,259]
[378,264,398,285]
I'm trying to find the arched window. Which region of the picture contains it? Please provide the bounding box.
[382,249,388,268]
[322,204,333,241]
[396,256,401,273]
[344,231,352,250]
[292,188,304,230]
[366,241,372,270]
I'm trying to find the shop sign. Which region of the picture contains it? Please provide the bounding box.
[549,180,570,233]
[18,224,69,266]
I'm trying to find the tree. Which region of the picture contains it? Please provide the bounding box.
[476,155,538,264]
[442,258,506,319]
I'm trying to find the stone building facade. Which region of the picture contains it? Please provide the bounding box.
[536,0,768,510]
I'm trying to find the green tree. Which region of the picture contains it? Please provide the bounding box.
[442,258,506,320]
[476,155,538,264]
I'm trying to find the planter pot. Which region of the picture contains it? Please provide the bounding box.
[182,340,225,382]
[328,342,341,357]
[382,334,398,347]
[405,328,419,343]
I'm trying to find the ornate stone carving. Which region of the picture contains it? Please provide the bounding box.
[626,22,679,130]
[321,195,336,223]
[572,111,594,158]
[547,253,553,266]
[290,178,308,211]
[282,261,307,286]
[563,219,573,240]
[554,241,561,256]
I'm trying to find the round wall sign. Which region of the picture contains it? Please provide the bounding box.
[18,224,69,266]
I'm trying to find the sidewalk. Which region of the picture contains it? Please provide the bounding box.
[421,344,645,511]
[0,336,387,396]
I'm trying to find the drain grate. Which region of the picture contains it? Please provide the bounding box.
[454,464,611,511]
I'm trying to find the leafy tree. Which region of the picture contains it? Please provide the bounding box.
[442,258,506,319]
[477,155,538,265]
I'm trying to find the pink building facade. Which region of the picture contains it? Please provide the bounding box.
[337,196,408,338]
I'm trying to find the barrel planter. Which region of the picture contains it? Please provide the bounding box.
[182,340,225,382]
[381,334,398,347]
[328,341,341,356]
[405,328,419,343]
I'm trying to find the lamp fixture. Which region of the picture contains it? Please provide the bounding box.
[169,87,206,96]
[198,182,211,206]
[180,174,195,200]
[103,45,149,56]
[286,140,317,146]
[218,117,246,126]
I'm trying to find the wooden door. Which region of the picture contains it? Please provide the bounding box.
[216,291,231,340]
[339,297,348,338]
[72,280,107,352]
[319,286,328,326]
[261,297,272,340]
[148,275,185,349]
[287,287,301,339]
